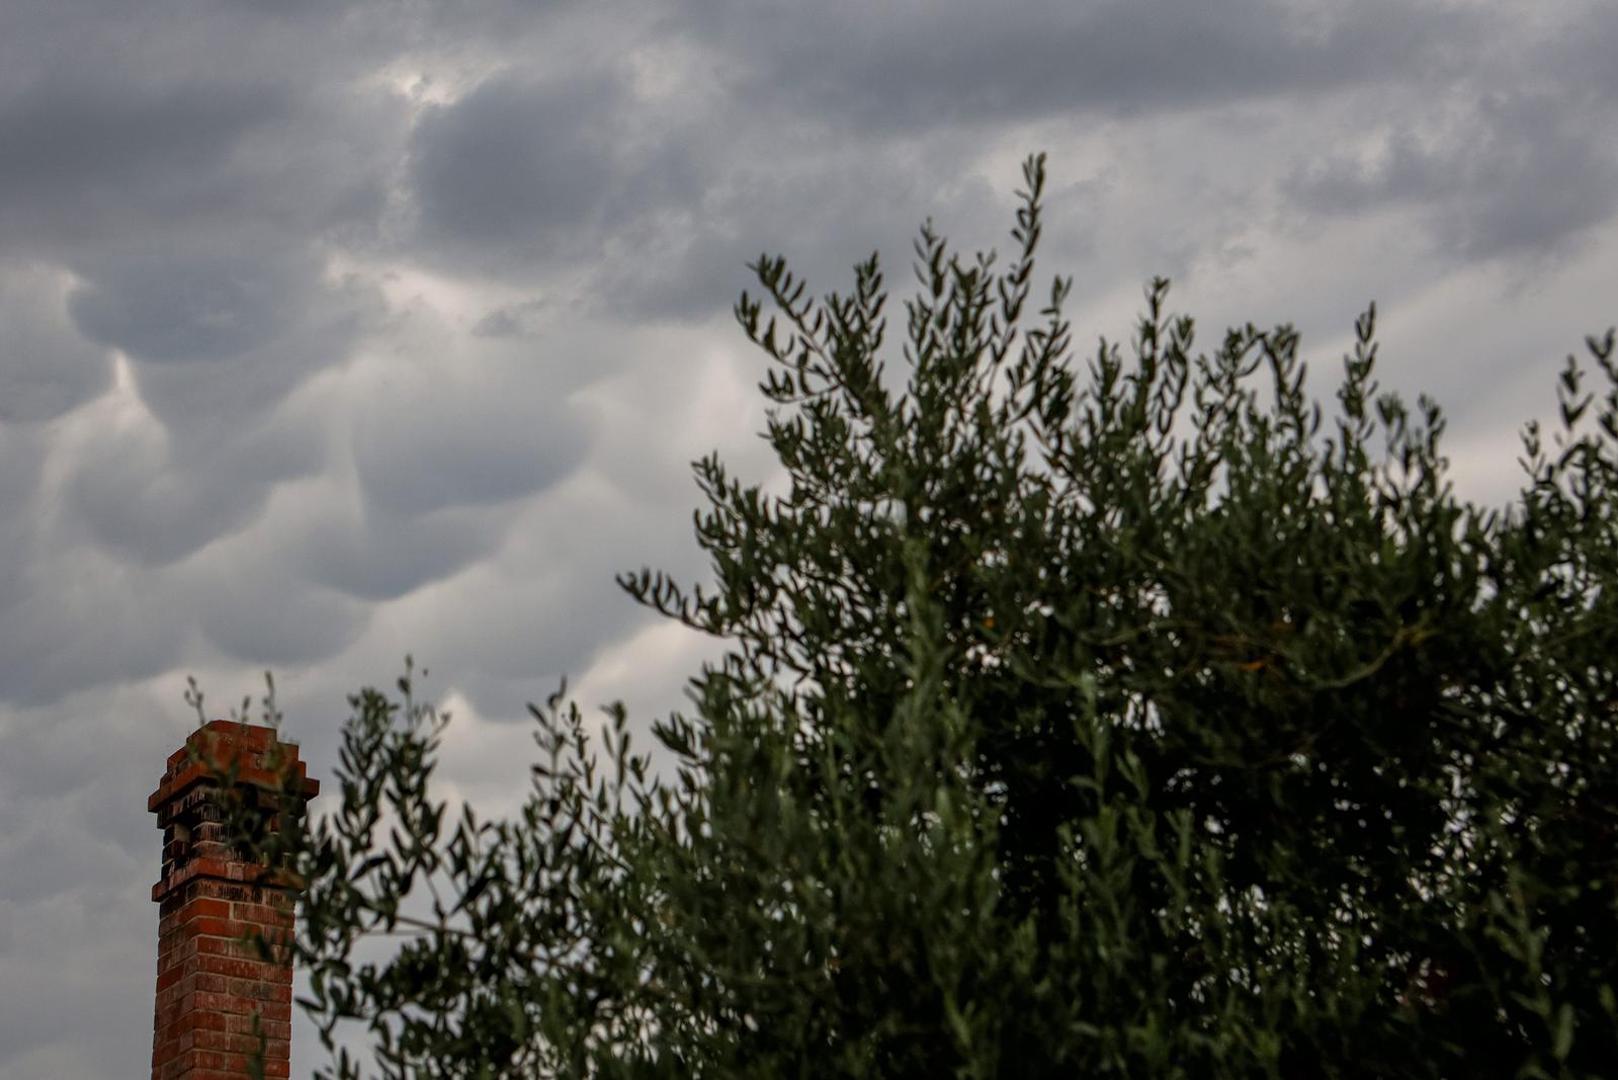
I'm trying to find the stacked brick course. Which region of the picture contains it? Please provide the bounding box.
[149,721,319,1080]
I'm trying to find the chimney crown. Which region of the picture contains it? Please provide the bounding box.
[149,721,319,903]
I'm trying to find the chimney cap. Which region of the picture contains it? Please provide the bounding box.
[147,720,320,814]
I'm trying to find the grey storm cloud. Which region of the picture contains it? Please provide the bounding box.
[1285,90,1618,260]
[0,684,186,1073]
[0,79,292,248]
[198,571,368,667]
[67,451,275,568]
[353,380,588,518]
[679,0,1481,134]
[587,145,1010,321]
[0,567,178,708]
[289,505,503,603]
[0,265,112,424]
[69,250,309,365]
[62,382,327,566]
[2,0,1617,1075]
[409,70,702,270]
[473,297,550,339]
[0,429,47,612]
[127,276,382,432]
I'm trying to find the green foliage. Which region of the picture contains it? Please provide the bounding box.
[244,155,1618,1077]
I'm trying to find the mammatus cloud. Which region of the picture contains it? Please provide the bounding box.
[409,71,701,266]
[0,266,112,424]
[1,0,1617,1075]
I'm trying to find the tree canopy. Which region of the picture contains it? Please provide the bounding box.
[236,154,1618,1078]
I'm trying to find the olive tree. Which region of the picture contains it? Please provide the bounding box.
[234,155,1618,1078]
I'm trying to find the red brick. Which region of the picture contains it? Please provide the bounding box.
[193,1028,268,1055]
[225,976,292,1004]
[198,955,284,983]
[187,916,249,940]
[257,1001,292,1023]
[232,900,292,924]
[151,723,316,1078]
[193,934,261,960]
[155,959,192,993]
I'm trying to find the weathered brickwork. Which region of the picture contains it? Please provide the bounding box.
[149,722,318,1080]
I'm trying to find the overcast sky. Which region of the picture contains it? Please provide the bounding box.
[1,0,1615,1074]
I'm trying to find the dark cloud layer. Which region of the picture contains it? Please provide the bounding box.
[412,74,626,257]
[71,249,311,365]
[0,265,112,423]
[680,0,1480,133]
[1,1,1616,1075]
[408,70,703,273]
[354,376,587,517]
[1286,90,1618,260]
[0,80,290,245]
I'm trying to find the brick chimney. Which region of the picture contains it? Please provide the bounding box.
[149,721,319,1080]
